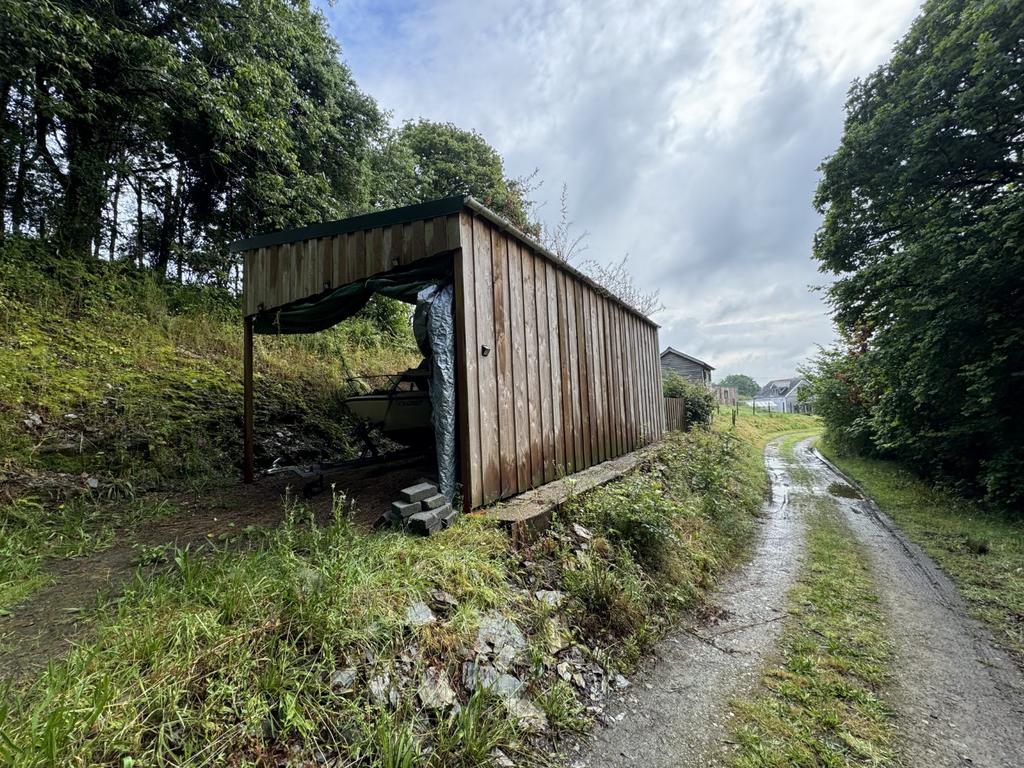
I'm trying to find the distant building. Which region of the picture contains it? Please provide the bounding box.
[660,347,714,386]
[713,386,739,406]
[752,377,812,413]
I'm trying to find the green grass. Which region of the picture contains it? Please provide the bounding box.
[0,239,418,613]
[819,442,1024,665]
[0,424,781,766]
[727,490,896,765]
[1,504,521,766]
[0,238,418,486]
[0,494,182,614]
[714,407,819,449]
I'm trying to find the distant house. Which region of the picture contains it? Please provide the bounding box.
[752,377,812,413]
[660,347,714,386]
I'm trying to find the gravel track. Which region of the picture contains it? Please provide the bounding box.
[571,435,1024,768]
[805,439,1024,768]
[570,436,806,767]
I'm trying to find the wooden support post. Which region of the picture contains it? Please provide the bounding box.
[452,247,473,515]
[243,315,255,484]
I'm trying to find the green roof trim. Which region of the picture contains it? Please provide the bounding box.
[228,195,467,253]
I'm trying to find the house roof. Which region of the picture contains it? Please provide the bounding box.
[754,377,806,398]
[660,347,714,371]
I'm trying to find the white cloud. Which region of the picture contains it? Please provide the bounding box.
[320,0,921,383]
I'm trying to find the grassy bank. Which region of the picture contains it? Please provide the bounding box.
[0,239,417,487]
[0,420,789,766]
[728,435,896,767]
[0,241,417,614]
[819,443,1024,665]
[714,407,818,449]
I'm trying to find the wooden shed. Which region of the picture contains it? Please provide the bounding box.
[232,195,664,513]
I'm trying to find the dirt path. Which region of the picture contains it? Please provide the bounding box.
[570,436,807,767]
[571,435,1024,768]
[805,439,1024,767]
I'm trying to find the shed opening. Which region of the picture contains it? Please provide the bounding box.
[243,250,459,518]
[235,195,665,522]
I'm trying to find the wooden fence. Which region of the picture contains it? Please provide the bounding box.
[664,397,687,432]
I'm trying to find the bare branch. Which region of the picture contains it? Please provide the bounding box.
[578,254,664,316]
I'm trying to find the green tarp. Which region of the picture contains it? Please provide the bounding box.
[252,250,454,335]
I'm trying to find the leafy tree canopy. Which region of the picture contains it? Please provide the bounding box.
[372,119,537,234]
[811,0,1024,511]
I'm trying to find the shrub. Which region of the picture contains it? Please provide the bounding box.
[662,373,715,428]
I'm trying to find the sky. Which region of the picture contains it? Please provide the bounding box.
[316,0,921,384]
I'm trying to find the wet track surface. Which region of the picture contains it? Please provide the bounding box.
[572,434,1024,768]
[805,439,1024,768]
[571,436,806,767]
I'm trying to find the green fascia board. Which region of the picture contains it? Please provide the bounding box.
[228,195,468,253]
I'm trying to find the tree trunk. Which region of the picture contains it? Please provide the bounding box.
[11,89,29,233]
[109,169,121,260]
[59,117,111,258]
[136,176,144,268]
[0,79,11,236]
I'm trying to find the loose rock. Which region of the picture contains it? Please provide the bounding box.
[462,660,499,692]
[507,696,548,732]
[475,613,526,660]
[535,589,564,607]
[418,667,457,710]
[405,601,436,627]
[369,673,398,708]
[571,523,593,540]
[492,673,524,701]
[329,668,357,693]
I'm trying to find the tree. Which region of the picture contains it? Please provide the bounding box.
[1,0,383,276]
[374,120,537,234]
[715,374,759,398]
[812,0,1024,511]
[662,373,714,428]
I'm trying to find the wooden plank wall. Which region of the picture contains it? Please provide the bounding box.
[241,214,462,316]
[664,397,687,432]
[455,212,663,508]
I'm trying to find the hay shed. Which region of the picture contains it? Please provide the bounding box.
[232,196,664,513]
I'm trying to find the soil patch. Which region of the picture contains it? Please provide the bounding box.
[0,453,434,681]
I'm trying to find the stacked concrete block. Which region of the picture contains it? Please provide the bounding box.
[379,481,458,535]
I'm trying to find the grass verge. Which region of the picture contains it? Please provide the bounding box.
[714,408,819,449]
[818,442,1024,666]
[0,420,790,766]
[727,463,896,766]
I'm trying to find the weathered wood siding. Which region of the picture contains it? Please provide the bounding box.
[660,351,711,384]
[455,213,663,508]
[664,397,687,431]
[240,214,462,316]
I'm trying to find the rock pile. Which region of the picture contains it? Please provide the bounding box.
[377,481,458,534]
